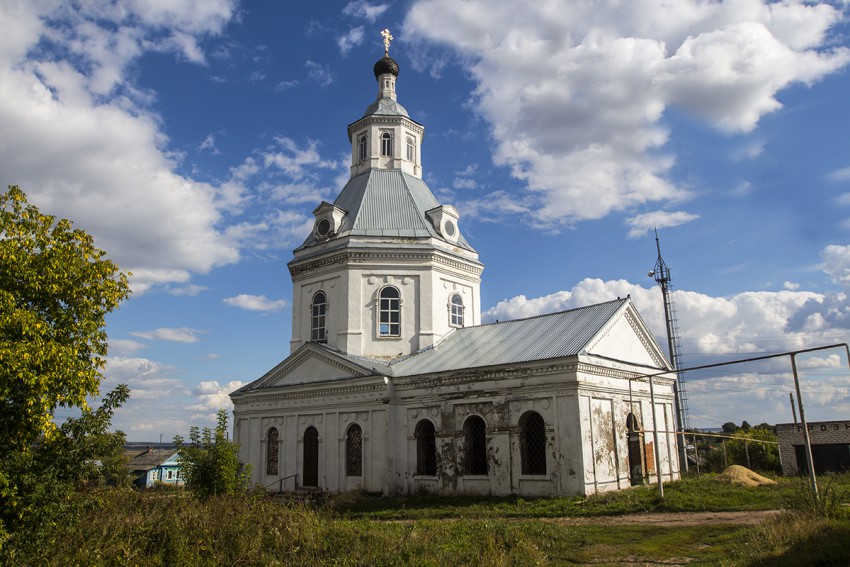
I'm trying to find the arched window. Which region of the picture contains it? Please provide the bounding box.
[415,419,437,475]
[358,134,367,162]
[406,136,415,162]
[519,411,546,475]
[346,424,362,477]
[381,132,392,157]
[311,291,327,343]
[303,426,319,487]
[463,415,488,475]
[450,293,464,327]
[266,427,279,476]
[378,286,400,337]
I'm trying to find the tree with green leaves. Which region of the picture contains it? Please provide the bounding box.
[174,409,251,499]
[0,186,132,537]
[0,185,131,453]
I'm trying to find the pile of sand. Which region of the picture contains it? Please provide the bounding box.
[714,465,776,487]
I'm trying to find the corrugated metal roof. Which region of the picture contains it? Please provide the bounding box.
[361,97,410,118]
[297,169,475,252]
[353,170,430,232]
[390,299,628,376]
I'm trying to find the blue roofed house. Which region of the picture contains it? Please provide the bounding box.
[230,43,681,497]
[128,448,183,488]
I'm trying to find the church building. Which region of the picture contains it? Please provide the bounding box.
[230,36,680,497]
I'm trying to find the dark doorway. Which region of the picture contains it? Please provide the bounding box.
[463,415,488,475]
[627,413,644,485]
[794,443,850,474]
[519,411,546,475]
[303,426,319,487]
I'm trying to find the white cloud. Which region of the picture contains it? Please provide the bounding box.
[131,327,205,343]
[103,356,186,400]
[338,26,365,55]
[0,2,242,292]
[164,284,209,297]
[223,294,288,312]
[342,1,390,23]
[485,277,826,357]
[109,338,148,356]
[262,137,338,179]
[784,281,800,291]
[625,210,700,238]
[404,0,850,229]
[827,167,850,183]
[305,60,334,86]
[187,380,245,412]
[484,277,850,425]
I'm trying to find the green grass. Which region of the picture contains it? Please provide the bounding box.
[3,473,850,566]
[334,473,822,520]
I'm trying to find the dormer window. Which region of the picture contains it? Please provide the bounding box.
[316,218,331,238]
[381,132,393,157]
[358,134,367,162]
[406,136,415,162]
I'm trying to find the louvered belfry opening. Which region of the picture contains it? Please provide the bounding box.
[463,416,488,475]
[346,424,363,477]
[519,411,546,475]
[415,419,437,475]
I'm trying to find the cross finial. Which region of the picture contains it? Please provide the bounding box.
[381,28,393,56]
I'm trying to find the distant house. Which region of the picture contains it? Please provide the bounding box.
[127,447,183,488]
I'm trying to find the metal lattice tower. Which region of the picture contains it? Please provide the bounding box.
[648,229,691,470]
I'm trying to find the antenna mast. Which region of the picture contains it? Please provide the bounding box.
[648,229,691,473]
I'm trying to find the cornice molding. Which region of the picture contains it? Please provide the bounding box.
[290,249,483,279]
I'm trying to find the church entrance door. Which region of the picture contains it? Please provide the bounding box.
[303,426,319,487]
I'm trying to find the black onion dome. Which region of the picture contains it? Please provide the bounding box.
[373,56,399,79]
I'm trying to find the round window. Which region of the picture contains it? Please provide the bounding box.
[444,220,456,237]
[316,218,331,237]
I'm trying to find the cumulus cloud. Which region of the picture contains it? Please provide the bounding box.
[485,277,825,357]
[0,1,241,292]
[223,294,288,312]
[485,277,850,425]
[403,0,850,229]
[338,26,365,55]
[131,327,205,343]
[187,380,245,412]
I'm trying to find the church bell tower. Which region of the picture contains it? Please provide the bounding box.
[287,30,483,360]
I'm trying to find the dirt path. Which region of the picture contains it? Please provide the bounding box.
[542,509,781,527]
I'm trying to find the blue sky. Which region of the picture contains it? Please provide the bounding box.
[2,0,850,441]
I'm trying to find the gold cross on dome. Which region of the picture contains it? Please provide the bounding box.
[381,28,393,55]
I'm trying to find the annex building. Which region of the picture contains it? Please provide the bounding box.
[230,41,681,497]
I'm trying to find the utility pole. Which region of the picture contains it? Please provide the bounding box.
[648,229,690,473]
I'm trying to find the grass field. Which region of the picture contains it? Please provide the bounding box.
[3,473,849,566]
